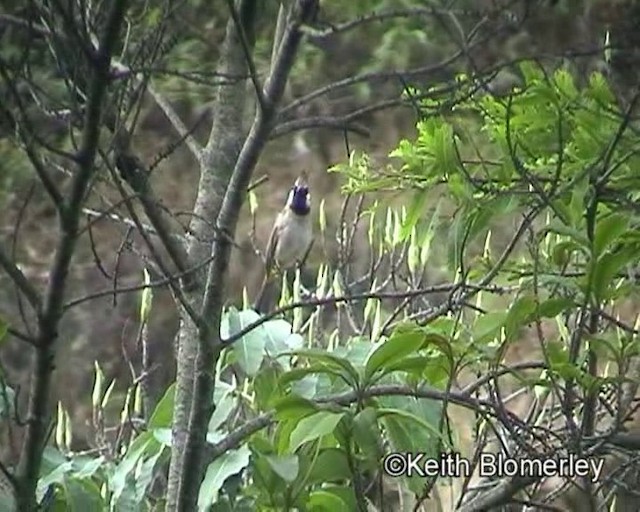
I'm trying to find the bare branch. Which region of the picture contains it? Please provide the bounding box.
[144,82,204,160]
[271,116,371,139]
[113,129,194,288]
[0,245,41,312]
[16,0,131,508]
[225,0,266,110]
[170,0,321,508]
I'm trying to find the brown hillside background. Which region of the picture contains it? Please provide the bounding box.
[1,0,638,461]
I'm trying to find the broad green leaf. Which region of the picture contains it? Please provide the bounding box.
[537,297,573,318]
[554,68,578,100]
[228,309,266,376]
[364,328,426,382]
[352,408,383,459]
[148,383,175,428]
[307,489,351,512]
[62,476,103,512]
[307,486,356,512]
[505,295,536,341]
[544,222,589,248]
[37,461,75,497]
[273,395,319,422]
[134,446,165,504]
[591,246,637,302]
[307,448,352,485]
[588,72,615,104]
[289,411,345,452]
[383,355,433,377]
[254,363,284,409]
[208,385,236,432]
[71,456,104,479]
[472,312,507,345]
[279,364,351,395]
[110,432,159,500]
[545,340,569,367]
[198,445,251,511]
[286,349,360,388]
[399,190,427,241]
[264,454,299,482]
[378,400,443,495]
[593,213,629,257]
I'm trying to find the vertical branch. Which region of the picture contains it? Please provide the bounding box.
[167,1,319,510]
[166,0,258,508]
[15,1,130,510]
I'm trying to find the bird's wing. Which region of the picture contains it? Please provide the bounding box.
[264,214,282,275]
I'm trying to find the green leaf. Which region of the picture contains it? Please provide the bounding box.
[591,246,637,302]
[593,213,629,257]
[227,309,266,376]
[286,349,360,388]
[139,267,153,323]
[399,190,427,241]
[148,383,175,428]
[264,454,299,482]
[553,68,578,100]
[536,297,573,318]
[378,400,443,495]
[352,408,383,459]
[472,312,507,345]
[505,295,536,341]
[208,384,236,432]
[551,240,583,267]
[307,448,352,485]
[364,328,426,382]
[434,123,457,174]
[134,445,164,504]
[544,222,590,248]
[307,489,352,512]
[263,318,302,359]
[198,445,251,511]
[546,340,569,367]
[520,61,544,85]
[110,432,161,501]
[71,456,104,479]
[254,363,284,409]
[273,395,319,422]
[62,476,103,512]
[587,72,615,104]
[289,411,345,452]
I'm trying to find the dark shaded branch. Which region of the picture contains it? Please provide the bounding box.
[15,1,130,509]
[0,245,41,312]
[173,0,320,509]
[113,130,194,290]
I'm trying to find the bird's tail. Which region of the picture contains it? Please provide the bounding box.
[254,275,278,313]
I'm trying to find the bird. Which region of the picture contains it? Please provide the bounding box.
[254,172,313,313]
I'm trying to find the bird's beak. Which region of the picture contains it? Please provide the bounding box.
[295,170,309,187]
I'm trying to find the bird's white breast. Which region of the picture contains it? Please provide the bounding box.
[273,210,312,269]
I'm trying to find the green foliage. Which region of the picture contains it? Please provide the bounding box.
[334,58,640,452]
